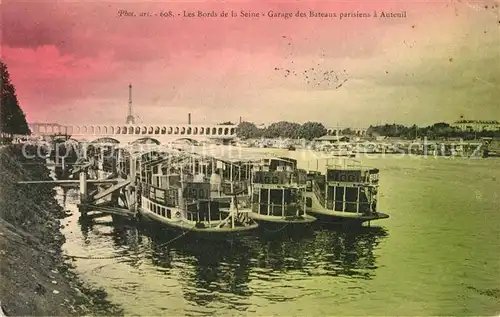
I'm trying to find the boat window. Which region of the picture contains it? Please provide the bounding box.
[260,189,268,214]
[252,192,259,213]
[167,209,171,218]
[283,188,297,203]
[161,208,165,217]
[359,188,371,213]
[269,189,283,216]
[345,187,359,212]
[326,186,335,210]
[269,189,282,204]
[334,186,344,211]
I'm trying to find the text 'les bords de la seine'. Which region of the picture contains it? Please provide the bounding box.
[116,9,408,19]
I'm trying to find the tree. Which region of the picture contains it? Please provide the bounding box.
[236,121,262,139]
[218,121,235,125]
[1,60,30,136]
[342,128,354,135]
[263,121,301,139]
[298,122,327,140]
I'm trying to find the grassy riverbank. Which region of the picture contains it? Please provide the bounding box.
[0,145,122,316]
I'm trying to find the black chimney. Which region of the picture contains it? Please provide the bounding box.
[188,113,191,125]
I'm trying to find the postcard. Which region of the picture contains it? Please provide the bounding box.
[1,0,499,316]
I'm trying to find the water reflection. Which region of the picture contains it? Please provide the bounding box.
[145,226,255,308]
[247,225,387,280]
[75,218,387,311]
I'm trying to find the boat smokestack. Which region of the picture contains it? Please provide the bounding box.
[188,113,191,125]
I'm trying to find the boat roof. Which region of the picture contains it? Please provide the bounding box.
[321,158,378,171]
[116,145,299,167]
[190,151,287,165]
[326,164,378,171]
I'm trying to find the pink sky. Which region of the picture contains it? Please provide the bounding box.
[1,0,499,127]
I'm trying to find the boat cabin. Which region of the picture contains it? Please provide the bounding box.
[324,167,379,213]
[251,157,306,218]
[135,151,258,221]
[306,161,380,215]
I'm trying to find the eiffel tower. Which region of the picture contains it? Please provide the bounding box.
[126,83,135,124]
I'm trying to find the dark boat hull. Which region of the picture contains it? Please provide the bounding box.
[246,213,316,237]
[307,210,389,225]
[138,210,259,241]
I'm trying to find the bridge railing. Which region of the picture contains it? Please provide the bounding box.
[29,123,239,138]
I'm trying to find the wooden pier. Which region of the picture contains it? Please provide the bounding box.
[17,150,139,222]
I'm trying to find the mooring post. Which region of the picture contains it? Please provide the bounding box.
[130,155,136,185]
[127,155,136,212]
[79,171,88,201]
[82,143,88,160]
[230,163,235,229]
[79,171,88,217]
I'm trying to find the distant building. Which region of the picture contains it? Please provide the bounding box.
[451,119,500,132]
[314,135,350,143]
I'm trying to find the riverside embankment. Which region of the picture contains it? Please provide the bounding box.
[0,145,122,316]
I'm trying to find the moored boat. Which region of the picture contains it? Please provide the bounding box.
[132,148,259,238]
[248,157,316,227]
[304,159,389,224]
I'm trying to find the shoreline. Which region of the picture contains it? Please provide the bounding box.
[0,145,122,316]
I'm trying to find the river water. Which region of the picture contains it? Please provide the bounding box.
[56,148,500,316]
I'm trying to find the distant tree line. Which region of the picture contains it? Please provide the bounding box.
[367,123,500,140]
[236,121,327,140]
[1,60,31,139]
[235,121,500,141]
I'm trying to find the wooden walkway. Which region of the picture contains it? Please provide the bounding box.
[92,180,130,201]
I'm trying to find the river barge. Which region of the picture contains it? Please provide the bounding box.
[102,145,258,238]
[248,156,316,227]
[185,152,316,227]
[304,159,389,224]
